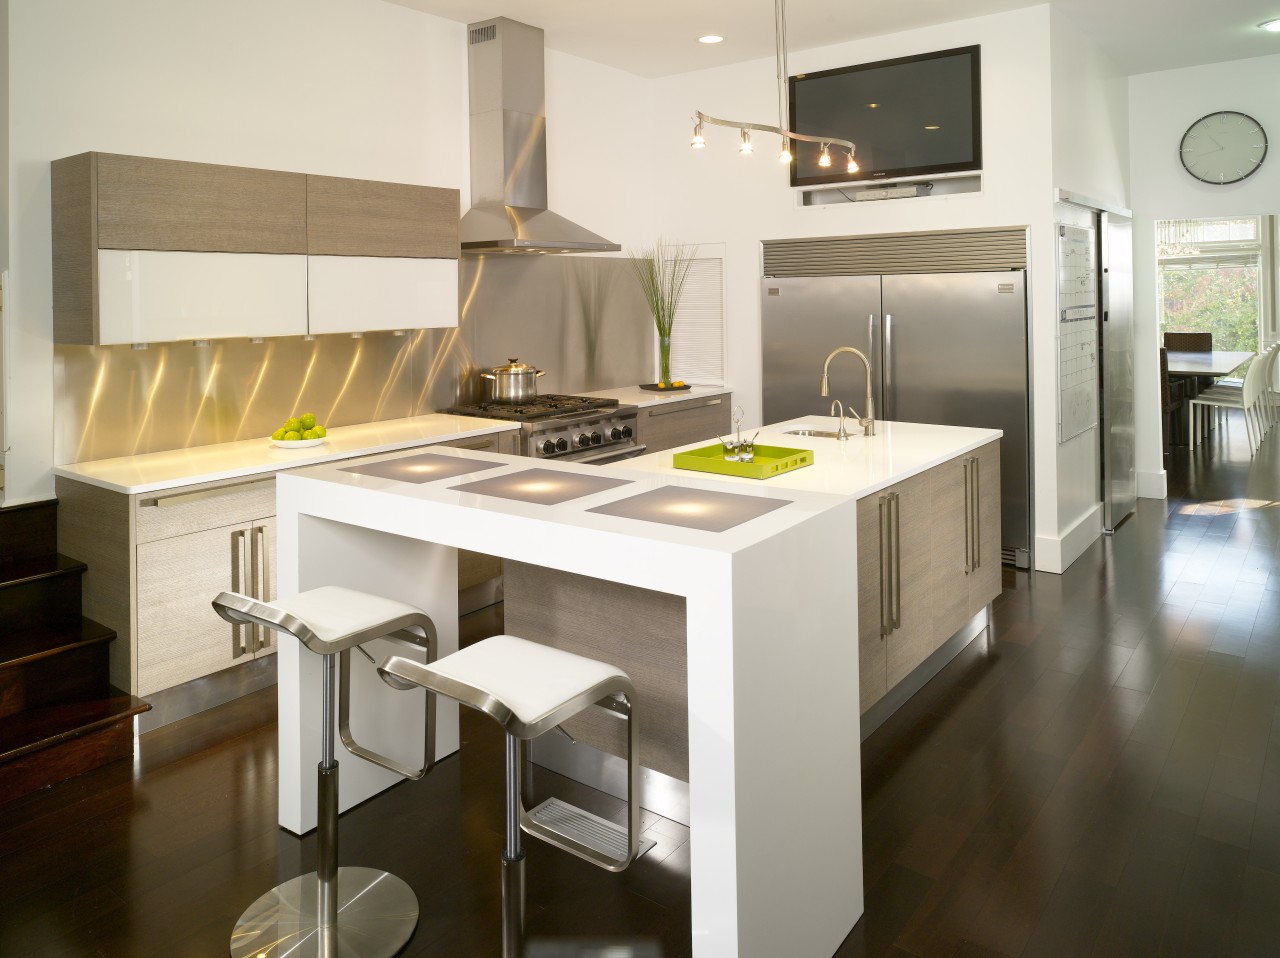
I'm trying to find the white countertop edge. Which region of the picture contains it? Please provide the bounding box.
[52,416,520,495]
[580,385,732,408]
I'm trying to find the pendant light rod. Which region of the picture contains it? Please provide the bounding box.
[694,111,855,152]
[775,0,789,131]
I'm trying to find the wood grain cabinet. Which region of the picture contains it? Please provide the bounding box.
[52,152,461,344]
[636,393,732,453]
[856,439,1002,714]
[55,431,515,706]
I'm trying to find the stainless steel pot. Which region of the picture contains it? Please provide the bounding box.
[480,358,547,402]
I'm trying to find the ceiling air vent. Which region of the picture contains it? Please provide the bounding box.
[470,24,496,45]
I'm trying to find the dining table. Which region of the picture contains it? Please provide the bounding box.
[1166,349,1255,378]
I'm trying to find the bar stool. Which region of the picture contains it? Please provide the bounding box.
[377,634,648,958]
[212,586,438,958]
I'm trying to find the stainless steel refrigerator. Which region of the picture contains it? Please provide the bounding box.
[762,271,1032,567]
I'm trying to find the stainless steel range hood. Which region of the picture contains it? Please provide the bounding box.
[461,18,620,254]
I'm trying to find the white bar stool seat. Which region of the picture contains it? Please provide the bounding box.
[379,634,649,958]
[213,586,438,958]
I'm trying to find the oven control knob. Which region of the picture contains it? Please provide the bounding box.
[610,427,623,441]
[541,440,556,456]
[590,432,602,445]
[556,438,569,452]
[577,434,592,448]
[622,425,634,439]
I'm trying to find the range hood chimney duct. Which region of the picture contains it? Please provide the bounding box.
[460,18,620,254]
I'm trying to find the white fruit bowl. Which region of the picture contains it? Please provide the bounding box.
[270,437,326,449]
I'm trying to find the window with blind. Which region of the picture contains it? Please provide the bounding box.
[1156,215,1274,353]
[666,256,725,386]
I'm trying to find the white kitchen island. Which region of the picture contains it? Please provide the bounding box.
[273,417,1000,958]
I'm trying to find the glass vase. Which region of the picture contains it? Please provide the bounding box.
[658,333,672,385]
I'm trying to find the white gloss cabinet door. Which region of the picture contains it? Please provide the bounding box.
[306,256,459,334]
[97,249,308,344]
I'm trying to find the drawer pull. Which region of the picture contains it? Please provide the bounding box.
[647,397,723,417]
[141,478,273,508]
[446,437,496,451]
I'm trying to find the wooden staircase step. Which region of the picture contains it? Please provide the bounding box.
[0,499,57,567]
[0,694,151,803]
[0,619,116,719]
[0,554,87,633]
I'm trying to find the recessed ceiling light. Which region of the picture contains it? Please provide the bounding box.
[1261,18,1280,31]
[867,103,879,109]
[698,35,724,44]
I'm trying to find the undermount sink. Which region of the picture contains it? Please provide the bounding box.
[784,428,843,439]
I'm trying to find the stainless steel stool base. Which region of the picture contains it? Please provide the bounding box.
[229,866,418,958]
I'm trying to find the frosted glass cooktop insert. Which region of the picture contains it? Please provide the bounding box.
[587,485,792,533]
[450,468,633,505]
[340,453,505,484]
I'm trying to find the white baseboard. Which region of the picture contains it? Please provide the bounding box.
[1034,503,1103,574]
[1137,469,1167,500]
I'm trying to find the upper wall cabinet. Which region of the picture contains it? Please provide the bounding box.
[52,152,461,345]
[306,175,458,259]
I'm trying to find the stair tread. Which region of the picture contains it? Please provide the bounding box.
[0,694,151,763]
[0,618,116,670]
[0,554,88,591]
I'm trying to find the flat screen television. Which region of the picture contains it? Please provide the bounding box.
[788,45,981,187]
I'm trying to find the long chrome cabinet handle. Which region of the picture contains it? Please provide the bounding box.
[647,397,723,417]
[249,524,272,651]
[963,460,974,574]
[230,528,248,658]
[891,492,902,631]
[879,496,891,636]
[967,455,977,568]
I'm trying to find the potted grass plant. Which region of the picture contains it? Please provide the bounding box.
[629,239,694,388]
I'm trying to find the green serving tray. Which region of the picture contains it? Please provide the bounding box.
[672,443,814,480]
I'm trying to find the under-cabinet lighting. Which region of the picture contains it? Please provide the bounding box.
[249,337,265,344]
[192,340,213,347]
[130,342,149,351]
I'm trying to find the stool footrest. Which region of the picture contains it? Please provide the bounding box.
[526,798,655,866]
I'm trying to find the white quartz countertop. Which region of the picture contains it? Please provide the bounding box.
[580,385,731,408]
[619,417,1002,499]
[52,415,519,495]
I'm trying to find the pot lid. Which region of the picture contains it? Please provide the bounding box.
[491,357,540,374]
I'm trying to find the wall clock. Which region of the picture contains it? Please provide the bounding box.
[1179,111,1268,184]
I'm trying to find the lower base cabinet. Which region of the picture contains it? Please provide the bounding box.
[857,440,1002,713]
[57,429,517,702]
[637,393,732,453]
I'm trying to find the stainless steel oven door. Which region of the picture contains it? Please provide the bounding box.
[561,443,648,465]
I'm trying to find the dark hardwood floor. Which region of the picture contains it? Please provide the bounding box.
[2,412,1278,957]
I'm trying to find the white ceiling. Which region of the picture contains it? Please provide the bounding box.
[385,0,1280,79]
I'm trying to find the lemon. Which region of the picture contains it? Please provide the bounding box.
[271,427,288,441]
[284,430,302,441]
[284,417,302,434]
[300,412,317,430]
[312,425,327,438]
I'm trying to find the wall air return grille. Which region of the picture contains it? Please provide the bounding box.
[470,24,497,44]
[763,228,1028,277]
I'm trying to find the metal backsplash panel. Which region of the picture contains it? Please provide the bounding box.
[54,255,653,464]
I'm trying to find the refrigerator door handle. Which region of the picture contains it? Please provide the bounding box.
[883,313,893,399]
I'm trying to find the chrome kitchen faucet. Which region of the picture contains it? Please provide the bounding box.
[820,347,876,437]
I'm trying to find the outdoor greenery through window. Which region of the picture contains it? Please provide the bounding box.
[1157,216,1271,362]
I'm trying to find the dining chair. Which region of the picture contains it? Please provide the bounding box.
[1191,351,1266,455]
[1159,347,1186,457]
[1164,331,1215,395]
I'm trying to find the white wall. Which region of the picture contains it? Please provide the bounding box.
[1,0,653,504]
[1044,8,1131,571]
[1129,52,1280,498]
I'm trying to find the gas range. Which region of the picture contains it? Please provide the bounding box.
[447,394,643,464]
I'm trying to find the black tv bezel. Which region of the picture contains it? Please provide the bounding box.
[787,44,982,188]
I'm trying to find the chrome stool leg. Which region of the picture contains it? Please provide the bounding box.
[502,733,526,958]
[229,651,418,958]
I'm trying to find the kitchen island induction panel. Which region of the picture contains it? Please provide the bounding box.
[450,468,631,505]
[588,486,793,533]
[339,453,505,484]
